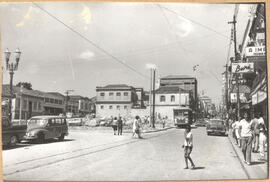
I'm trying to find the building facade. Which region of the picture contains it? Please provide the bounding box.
[155,86,191,123]
[95,84,139,118]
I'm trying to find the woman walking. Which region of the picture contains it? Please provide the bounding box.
[112,117,118,135]
[182,125,195,169]
[132,116,142,138]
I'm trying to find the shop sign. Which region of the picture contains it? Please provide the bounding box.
[230,93,248,103]
[252,94,258,105]
[232,63,254,73]
[245,46,265,57]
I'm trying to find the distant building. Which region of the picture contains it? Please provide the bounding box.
[95,84,147,118]
[67,95,93,116]
[43,92,65,115]
[159,75,198,119]
[155,86,192,122]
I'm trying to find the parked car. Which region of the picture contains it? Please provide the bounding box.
[206,119,227,136]
[67,118,83,126]
[2,116,27,146]
[194,119,207,127]
[24,115,68,143]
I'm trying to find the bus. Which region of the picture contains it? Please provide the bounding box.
[173,108,193,128]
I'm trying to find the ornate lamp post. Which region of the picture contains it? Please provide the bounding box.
[4,48,21,121]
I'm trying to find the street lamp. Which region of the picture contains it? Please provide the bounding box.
[4,48,22,121]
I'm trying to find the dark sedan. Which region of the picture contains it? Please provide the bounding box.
[206,119,227,136]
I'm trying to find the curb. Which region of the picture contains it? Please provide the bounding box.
[123,126,176,134]
[227,131,251,179]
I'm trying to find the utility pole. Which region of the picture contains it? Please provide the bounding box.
[224,64,229,114]
[228,15,240,121]
[152,68,156,128]
[65,90,74,115]
[149,69,153,127]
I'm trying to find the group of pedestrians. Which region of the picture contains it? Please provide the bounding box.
[111,116,123,135]
[231,112,267,165]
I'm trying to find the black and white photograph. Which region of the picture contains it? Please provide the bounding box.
[0,1,268,181]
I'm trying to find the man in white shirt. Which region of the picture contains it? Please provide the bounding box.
[239,112,254,165]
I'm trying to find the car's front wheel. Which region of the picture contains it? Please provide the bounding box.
[58,133,65,141]
[37,133,45,143]
[9,135,18,147]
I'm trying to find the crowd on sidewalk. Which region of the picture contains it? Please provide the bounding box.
[230,112,267,165]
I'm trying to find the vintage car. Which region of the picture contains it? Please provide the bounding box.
[24,115,68,143]
[194,119,207,127]
[206,119,227,136]
[2,116,27,146]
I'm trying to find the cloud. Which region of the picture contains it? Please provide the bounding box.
[146,63,157,69]
[78,50,95,60]
[174,17,193,37]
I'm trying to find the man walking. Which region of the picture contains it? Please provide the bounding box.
[117,116,123,135]
[239,113,254,165]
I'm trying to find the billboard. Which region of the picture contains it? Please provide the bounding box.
[232,63,254,73]
[245,46,265,57]
[230,93,248,103]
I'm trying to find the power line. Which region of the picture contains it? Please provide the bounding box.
[158,5,230,40]
[32,2,149,79]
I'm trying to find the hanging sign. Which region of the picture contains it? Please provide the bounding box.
[232,63,254,73]
[245,46,265,57]
[230,93,248,103]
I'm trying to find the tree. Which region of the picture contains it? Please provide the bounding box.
[16,82,33,90]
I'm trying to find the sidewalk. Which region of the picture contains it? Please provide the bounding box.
[227,130,268,179]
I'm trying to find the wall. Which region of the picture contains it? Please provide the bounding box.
[156,93,180,105]
[155,105,179,125]
[96,103,132,118]
[130,108,150,118]
[97,90,132,102]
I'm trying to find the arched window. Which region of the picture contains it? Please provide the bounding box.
[160,95,166,102]
[171,95,175,102]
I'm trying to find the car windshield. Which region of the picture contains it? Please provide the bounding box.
[210,120,224,125]
[28,118,47,126]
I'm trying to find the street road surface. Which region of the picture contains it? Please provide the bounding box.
[2,127,267,181]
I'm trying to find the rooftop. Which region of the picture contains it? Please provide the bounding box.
[155,86,189,94]
[161,75,195,79]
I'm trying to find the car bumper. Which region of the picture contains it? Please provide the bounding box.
[24,135,38,140]
[207,130,226,135]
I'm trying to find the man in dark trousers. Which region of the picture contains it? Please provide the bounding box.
[117,116,123,135]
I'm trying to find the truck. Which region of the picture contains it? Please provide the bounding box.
[173,108,193,128]
[2,116,27,147]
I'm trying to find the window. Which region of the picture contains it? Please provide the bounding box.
[17,98,20,108]
[59,100,63,105]
[45,98,50,102]
[55,118,62,125]
[23,100,27,109]
[85,103,88,110]
[117,105,120,110]
[109,92,114,96]
[109,105,113,109]
[124,92,128,96]
[124,105,127,109]
[160,95,166,102]
[50,98,54,103]
[116,92,121,96]
[100,92,105,96]
[100,105,104,109]
[33,101,37,110]
[38,102,41,110]
[55,99,59,104]
[171,95,175,102]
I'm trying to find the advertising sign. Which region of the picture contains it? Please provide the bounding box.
[232,63,254,73]
[245,46,265,57]
[180,93,189,106]
[230,93,248,103]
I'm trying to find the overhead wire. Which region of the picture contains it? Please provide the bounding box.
[32,2,149,79]
[158,4,230,40]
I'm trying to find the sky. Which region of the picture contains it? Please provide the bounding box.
[0,2,255,104]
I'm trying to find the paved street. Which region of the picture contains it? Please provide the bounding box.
[3,127,267,181]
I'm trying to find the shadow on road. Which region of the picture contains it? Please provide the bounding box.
[2,143,32,151]
[192,166,205,170]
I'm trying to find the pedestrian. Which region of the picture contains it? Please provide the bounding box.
[182,125,195,169]
[252,114,260,153]
[132,116,142,139]
[234,118,241,147]
[162,116,166,128]
[258,113,266,129]
[239,112,254,165]
[117,116,123,135]
[112,117,118,135]
[258,123,267,161]
[231,120,238,145]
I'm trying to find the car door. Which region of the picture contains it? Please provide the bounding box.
[46,119,55,139]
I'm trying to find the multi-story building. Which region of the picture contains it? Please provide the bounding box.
[155,86,191,123]
[227,3,267,125]
[43,92,65,115]
[159,75,198,119]
[95,84,139,118]
[67,95,93,116]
